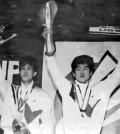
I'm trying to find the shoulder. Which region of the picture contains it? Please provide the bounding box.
[11,83,19,88]
[11,84,20,93]
[33,87,52,107]
[90,82,107,98]
[90,81,102,90]
[33,86,50,99]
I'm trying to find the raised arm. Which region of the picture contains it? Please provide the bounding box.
[89,56,120,134]
[42,1,72,96]
[43,10,72,95]
[99,56,120,96]
[46,56,72,96]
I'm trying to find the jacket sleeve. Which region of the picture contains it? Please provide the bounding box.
[46,55,72,97]
[54,90,63,122]
[98,56,120,97]
[89,57,120,134]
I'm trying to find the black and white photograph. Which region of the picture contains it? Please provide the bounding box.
[0,0,120,134]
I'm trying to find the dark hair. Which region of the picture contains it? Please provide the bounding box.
[19,55,38,72]
[71,55,94,73]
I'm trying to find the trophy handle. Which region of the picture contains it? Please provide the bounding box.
[39,1,58,56]
[45,1,57,56]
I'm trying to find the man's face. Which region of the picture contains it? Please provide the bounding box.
[73,63,92,83]
[20,64,36,83]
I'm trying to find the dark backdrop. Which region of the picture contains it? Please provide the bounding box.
[0,0,120,87]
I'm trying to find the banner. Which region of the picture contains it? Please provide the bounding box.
[42,41,120,134]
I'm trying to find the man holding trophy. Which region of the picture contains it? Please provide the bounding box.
[42,1,120,134]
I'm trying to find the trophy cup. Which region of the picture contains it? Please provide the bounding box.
[39,0,58,56]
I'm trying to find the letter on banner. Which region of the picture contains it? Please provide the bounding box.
[7,61,19,83]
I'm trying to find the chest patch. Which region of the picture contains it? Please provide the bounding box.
[24,103,42,124]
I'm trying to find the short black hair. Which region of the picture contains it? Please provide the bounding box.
[19,55,38,72]
[71,55,94,73]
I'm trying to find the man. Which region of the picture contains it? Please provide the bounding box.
[43,27,120,134]
[0,56,52,134]
[54,55,95,121]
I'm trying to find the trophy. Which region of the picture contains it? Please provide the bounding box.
[39,0,58,56]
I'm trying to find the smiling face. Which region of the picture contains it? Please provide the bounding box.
[73,63,92,83]
[20,64,37,84]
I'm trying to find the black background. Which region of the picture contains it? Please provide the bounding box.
[0,0,120,87]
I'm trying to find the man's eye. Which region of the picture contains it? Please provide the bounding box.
[27,67,32,70]
[84,68,88,70]
[21,68,25,70]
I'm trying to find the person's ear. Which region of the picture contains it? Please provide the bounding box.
[72,72,75,78]
[33,72,37,77]
[90,72,93,77]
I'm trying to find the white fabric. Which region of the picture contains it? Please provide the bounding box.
[0,80,53,134]
[19,81,33,101]
[75,80,88,99]
[17,81,34,112]
[75,80,89,109]
[46,55,120,134]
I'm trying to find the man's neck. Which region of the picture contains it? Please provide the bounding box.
[75,80,89,85]
[21,80,33,88]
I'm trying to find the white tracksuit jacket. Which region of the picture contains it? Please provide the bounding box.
[46,56,120,134]
[0,77,52,134]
